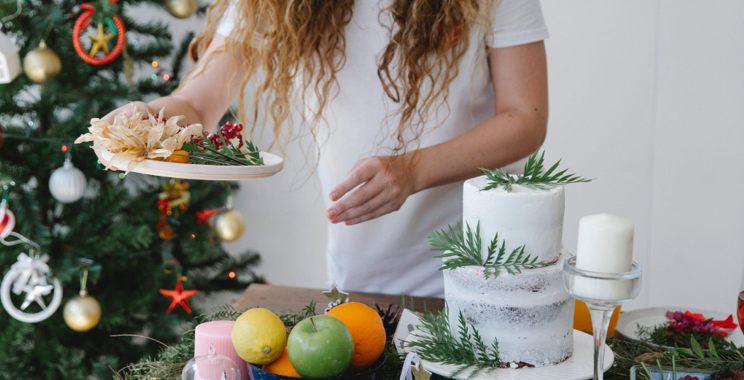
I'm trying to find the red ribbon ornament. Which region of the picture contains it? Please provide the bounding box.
[72,0,126,65]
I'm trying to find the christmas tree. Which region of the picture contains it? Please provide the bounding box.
[0,1,263,378]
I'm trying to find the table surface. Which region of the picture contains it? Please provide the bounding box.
[235,284,445,314]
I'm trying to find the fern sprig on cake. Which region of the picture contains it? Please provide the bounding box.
[428,222,548,278]
[480,150,592,192]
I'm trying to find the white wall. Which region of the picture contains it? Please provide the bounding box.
[161,1,744,314]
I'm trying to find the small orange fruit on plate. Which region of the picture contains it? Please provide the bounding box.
[263,347,301,377]
[165,150,190,163]
[326,302,386,371]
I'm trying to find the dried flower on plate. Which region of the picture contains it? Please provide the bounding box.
[74,105,203,173]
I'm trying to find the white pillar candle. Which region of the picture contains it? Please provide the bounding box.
[574,213,634,301]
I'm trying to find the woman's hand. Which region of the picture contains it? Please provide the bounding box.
[101,100,152,124]
[326,156,419,226]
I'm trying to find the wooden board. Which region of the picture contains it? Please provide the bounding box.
[234,284,444,314]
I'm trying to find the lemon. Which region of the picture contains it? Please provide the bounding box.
[231,308,287,365]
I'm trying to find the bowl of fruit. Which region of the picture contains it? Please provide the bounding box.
[232,302,388,380]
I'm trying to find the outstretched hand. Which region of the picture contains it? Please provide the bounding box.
[326,156,419,226]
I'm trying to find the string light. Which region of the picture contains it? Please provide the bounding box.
[61,145,68,153]
[151,74,157,81]
[190,234,195,239]
[151,61,159,68]
[162,74,171,81]
[228,271,236,279]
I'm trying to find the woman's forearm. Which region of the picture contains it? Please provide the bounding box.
[411,42,549,193]
[410,108,547,193]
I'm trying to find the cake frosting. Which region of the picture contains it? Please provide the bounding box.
[443,176,574,367]
[444,250,574,366]
[463,177,565,264]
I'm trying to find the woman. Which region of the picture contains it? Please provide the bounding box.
[102,0,549,297]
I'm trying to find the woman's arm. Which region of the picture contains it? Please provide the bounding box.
[327,41,548,225]
[101,35,247,128]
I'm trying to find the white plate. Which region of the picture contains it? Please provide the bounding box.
[100,150,284,181]
[403,330,613,380]
[615,307,744,347]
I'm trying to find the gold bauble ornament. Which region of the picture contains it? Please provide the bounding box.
[63,290,101,332]
[214,209,246,242]
[23,41,62,83]
[165,0,199,19]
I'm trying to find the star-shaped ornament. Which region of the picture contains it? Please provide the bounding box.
[159,278,199,314]
[88,23,114,57]
[20,279,53,310]
[411,364,432,380]
[323,285,349,305]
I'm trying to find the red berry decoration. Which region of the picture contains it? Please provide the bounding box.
[679,376,699,380]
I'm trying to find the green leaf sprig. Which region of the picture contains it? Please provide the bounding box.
[428,222,549,278]
[406,307,500,378]
[182,130,264,166]
[480,150,591,192]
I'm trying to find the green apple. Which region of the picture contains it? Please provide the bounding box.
[287,315,354,378]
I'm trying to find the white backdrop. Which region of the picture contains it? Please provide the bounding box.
[158,0,744,313]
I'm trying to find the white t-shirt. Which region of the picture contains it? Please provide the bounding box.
[217,0,548,297]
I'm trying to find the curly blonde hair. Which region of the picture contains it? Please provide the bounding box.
[188,0,492,155]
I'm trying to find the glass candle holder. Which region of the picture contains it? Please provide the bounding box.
[182,343,241,380]
[563,256,642,380]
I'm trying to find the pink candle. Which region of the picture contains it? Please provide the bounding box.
[195,320,248,378]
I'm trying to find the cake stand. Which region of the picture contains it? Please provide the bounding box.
[403,330,613,380]
[99,150,284,181]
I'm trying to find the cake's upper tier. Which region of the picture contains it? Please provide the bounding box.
[463,176,565,263]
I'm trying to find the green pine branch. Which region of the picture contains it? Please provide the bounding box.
[406,307,500,377]
[480,150,592,192]
[428,222,548,278]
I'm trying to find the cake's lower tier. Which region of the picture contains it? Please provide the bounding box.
[443,251,574,367]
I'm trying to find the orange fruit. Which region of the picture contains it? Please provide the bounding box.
[263,347,301,377]
[326,302,386,371]
[165,150,190,163]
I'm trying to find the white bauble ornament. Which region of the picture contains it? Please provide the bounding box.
[0,32,21,84]
[214,209,246,242]
[63,290,101,332]
[1,252,63,323]
[49,159,86,203]
[166,0,199,19]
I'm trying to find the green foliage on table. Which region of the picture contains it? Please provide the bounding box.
[480,150,591,192]
[606,337,744,380]
[0,1,264,378]
[637,322,728,350]
[429,222,548,278]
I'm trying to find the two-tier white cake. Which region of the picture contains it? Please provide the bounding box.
[443,176,575,367]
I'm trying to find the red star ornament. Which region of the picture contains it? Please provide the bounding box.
[159,278,199,314]
[196,209,219,227]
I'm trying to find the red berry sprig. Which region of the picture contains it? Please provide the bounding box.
[208,121,245,149]
[679,376,699,380]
